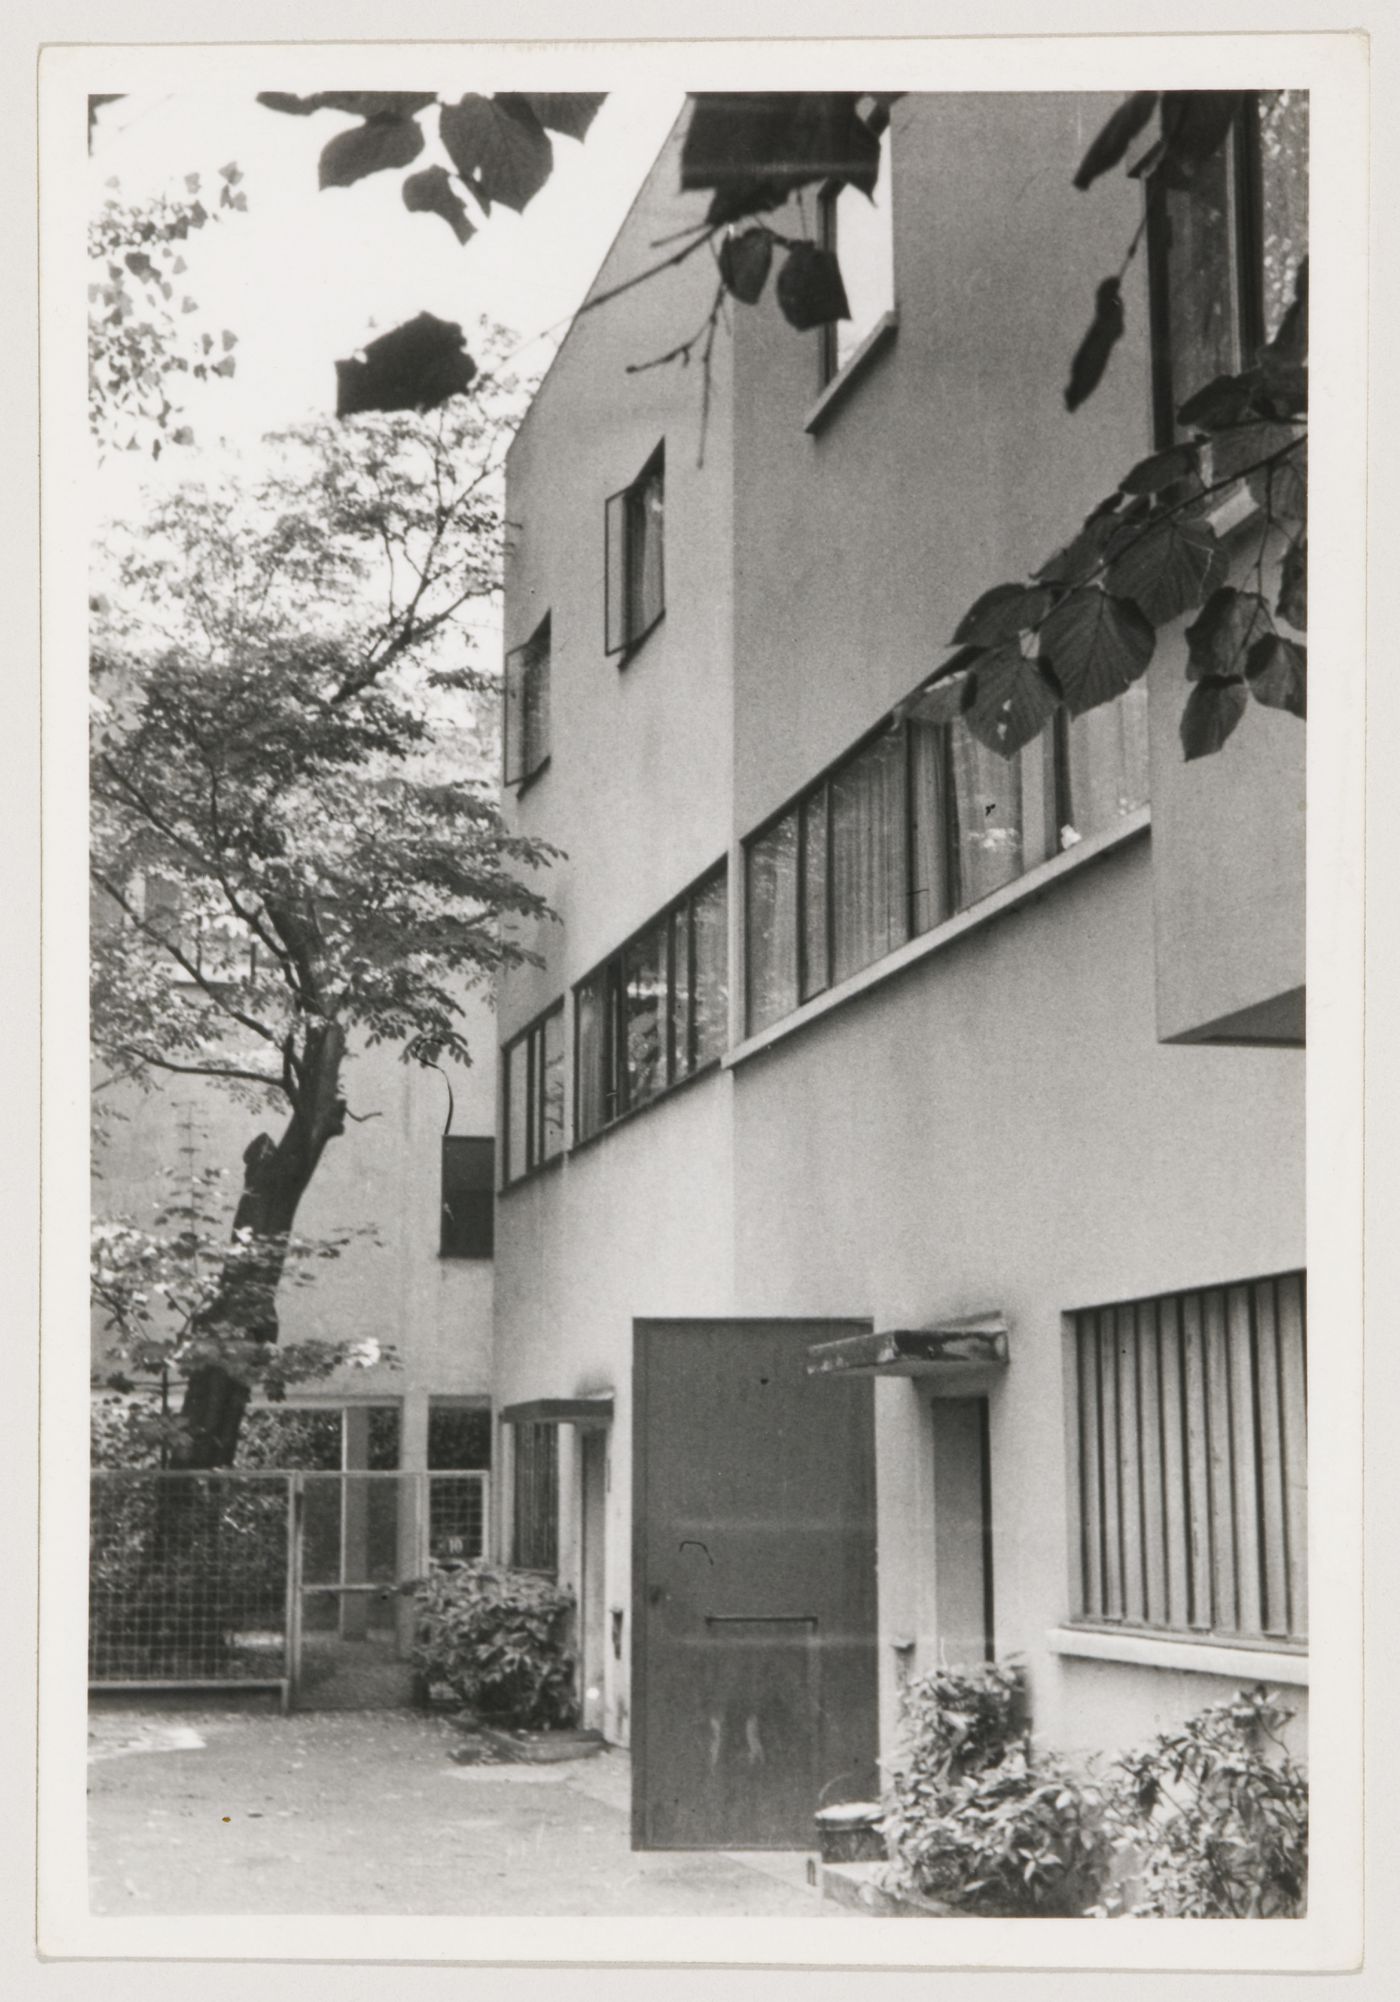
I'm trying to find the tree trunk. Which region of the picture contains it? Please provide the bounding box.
[173,1023,347,1468]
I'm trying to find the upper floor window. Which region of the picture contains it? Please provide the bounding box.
[1149,90,1308,439]
[502,1002,565,1187]
[575,863,728,1142]
[818,123,894,385]
[605,444,665,656]
[440,1135,495,1258]
[745,693,1148,1036]
[504,614,551,788]
[1066,1272,1306,1648]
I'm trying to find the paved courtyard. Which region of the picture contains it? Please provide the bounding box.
[87,1704,824,1917]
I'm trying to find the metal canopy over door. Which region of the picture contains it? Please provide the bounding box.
[633,1319,879,1850]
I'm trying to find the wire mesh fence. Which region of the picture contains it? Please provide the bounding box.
[89,1470,292,1691]
[89,1467,492,1705]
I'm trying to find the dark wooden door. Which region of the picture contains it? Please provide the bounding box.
[633,1319,879,1850]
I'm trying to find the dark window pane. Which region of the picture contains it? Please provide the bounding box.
[669,904,691,1079]
[623,919,667,1109]
[604,487,628,654]
[575,973,608,1141]
[830,728,909,984]
[800,790,829,1001]
[626,457,665,641]
[367,1405,401,1470]
[951,721,1024,908]
[540,1008,565,1161]
[691,872,728,1068]
[441,1135,494,1255]
[505,1038,530,1185]
[428,1404,492,1470]
[909,717,953,936]
[747,812,800,1032]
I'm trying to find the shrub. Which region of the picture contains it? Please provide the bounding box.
[408,1559,578,1729]
[882,1661,1112,1915]
[1102,1685,1308,1917]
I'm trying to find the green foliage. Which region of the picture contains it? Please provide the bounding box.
[883,1664,1308,1920]
[89,170,244,457]
[1101,1686,1308,1918]
[882,1662,1114,1915]
[409,1560,578,1729]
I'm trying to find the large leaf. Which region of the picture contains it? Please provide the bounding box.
[1039,589,1156,716]
[1176,371,1258,434]
[512,92,605,142]
[905,648,982,726]
[961,644,1062,758]
[1180,675,1248,760]
[1184,587,1272,682]
[259,91,436,119]
[1064,277,1124,412]
[1154,92,1244,187]
[952,583,1054,648]
[335,312,476,418]
[775,242,849,332]
[1246,635,1306,718]
[1208,418,1303,486]
[681,92,881,205]
[439,96,553,213]
[1073,92,1159,191]
[1105,517,1227,626]
[1277,535,1307,630]
[319,115,424,191]
[718,227,773,304]
[1119,442,1201,497]
[1248,443,1307,528]
[402,165,475,245]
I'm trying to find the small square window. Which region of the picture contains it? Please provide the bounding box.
[604,445,665,656]
[440,1136,494,1258]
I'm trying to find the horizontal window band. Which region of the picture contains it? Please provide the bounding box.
[1046,1624,1308,1685]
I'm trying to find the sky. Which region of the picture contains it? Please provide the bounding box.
[89,86,686,495]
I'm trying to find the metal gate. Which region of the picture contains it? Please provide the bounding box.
[89,1468,490,1711]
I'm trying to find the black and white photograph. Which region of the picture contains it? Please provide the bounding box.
[23,12,1378,1981]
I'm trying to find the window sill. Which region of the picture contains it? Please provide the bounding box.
[512,755,552,801]
[498,1150,565,1199]
[568,1053,723,1160]
[615,607,665,669]
[804,310,899,435]
[1046,1624,1308,1685]
[726,806,1149,1070]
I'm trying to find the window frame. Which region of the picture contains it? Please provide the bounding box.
[604,442,666,659]
[1145,92,1289,447]
[438,1134,495,1260]
[572,859,728,1146]
[816,121,896,391]
[503,612,552,791]
[500,999,566,1189]
[1063,1271,1307,1652]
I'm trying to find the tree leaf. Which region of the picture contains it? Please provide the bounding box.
[1034,510,1121,588]
[961,644,1062,758]
[1247,444,1307,527]
[1176,372,1257,434]
[258,91,437,119]
[775,242,849,332]
[681,93,881,210]
[335,311,477,417]
[1154,92,1244,186]
[1208,419,1303,486]
[1184,587,1272,682]
[1039,589,1156,716]
[904,648,982,725]
[1105,517,1228,626]
[952,583,1054,647]
[1277,535,1307,630]
[512,92,606,142]
[1180,675,1248,759]
[1064,278,1124,413]
[1073,92,1159,191]
[402,165,475,245]
[439,96,553,214]
[1246,635,1306,718]
[718,227,773,304]
[318,114,424,191]
[1119,442,1201,496]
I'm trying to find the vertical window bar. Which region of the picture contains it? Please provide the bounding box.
[686,888,698,1074]
[823,781,835,993]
